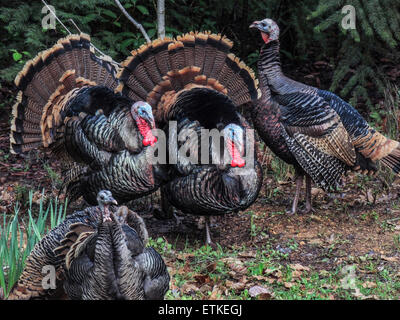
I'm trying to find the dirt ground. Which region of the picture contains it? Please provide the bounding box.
[1,54,400,299]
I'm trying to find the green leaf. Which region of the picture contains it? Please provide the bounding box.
[102,9,117,19]
[147,28,156,38]
[136,5,149,15]
[12,51,22,62]
[143,22,155,28]
[120,38,135,50]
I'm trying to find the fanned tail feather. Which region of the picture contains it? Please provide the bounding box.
[116,32,261,122]
[353,128,400,174]
[10,34,119,155]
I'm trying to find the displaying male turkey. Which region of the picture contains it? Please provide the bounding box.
[9,34,163,204]
[8,190,169,300]
[250,18,400,214]
[116,32,263,244]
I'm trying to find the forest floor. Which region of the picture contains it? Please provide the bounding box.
[1,54,400,300]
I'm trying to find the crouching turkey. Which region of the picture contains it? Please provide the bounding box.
[7,190,169,300]
[250,18,400,214]
[116,32,263,244]
[10,34,164,204]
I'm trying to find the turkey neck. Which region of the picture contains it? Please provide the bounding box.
[253,41,282,115]
[258,40,282,97]
[258,40,308,96]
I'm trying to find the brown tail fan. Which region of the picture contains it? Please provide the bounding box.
[10,34,119,155]
[116,32,261,123]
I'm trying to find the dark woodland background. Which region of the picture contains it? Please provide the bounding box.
[0,0,399,129]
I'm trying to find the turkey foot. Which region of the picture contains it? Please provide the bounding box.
[204,216,217,249]
[298,205,315,215]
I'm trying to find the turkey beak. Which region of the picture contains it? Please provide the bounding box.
[249,21,262,30]
[106,196,118,206]
[140,111,156,129]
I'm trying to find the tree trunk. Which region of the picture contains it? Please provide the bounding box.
[157,0,165,39]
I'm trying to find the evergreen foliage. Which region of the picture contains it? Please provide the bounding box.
[0,0,398,115]
[310,0,400,108]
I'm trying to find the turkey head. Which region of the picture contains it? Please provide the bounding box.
[250,18,280,44]
[131,101,158,147]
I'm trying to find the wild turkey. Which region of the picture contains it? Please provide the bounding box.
[9,34,164,205]
[56,196,170,300]
[7,190,169,300]
[116,32,263,244]
[250,18,400,213]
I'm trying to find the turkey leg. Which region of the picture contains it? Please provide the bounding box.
[303,175,314,214]
[288,174,303,215]
[204,216,215,247]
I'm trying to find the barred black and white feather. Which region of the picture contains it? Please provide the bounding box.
[10,34,164,204]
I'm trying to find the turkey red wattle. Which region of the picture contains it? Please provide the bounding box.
[228,139,245,168]
[261,32,270,44]
[135,117,157,146]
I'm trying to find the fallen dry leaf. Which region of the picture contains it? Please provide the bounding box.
[193,274,211,285]
[32,190,45,204]
[199,284,212,294]
[221,257,248,274]
[0,190,13,202]
[362,281,377,289]
[381,255,398,262]
[238,251,257,258]
[209,285,223,300]
[251,275,275,284]
[225,280,246,291]
[264,268,282,279]
[290,263,311,272]
[311,187,324,196]
[248,285,274,300]
[181,282,199,295]
[176,252,195,261]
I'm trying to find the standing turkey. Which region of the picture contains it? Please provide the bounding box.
[9,34,163,204]
[250,18,400,213]
[8,190,170,300]
[116,32,263,244]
